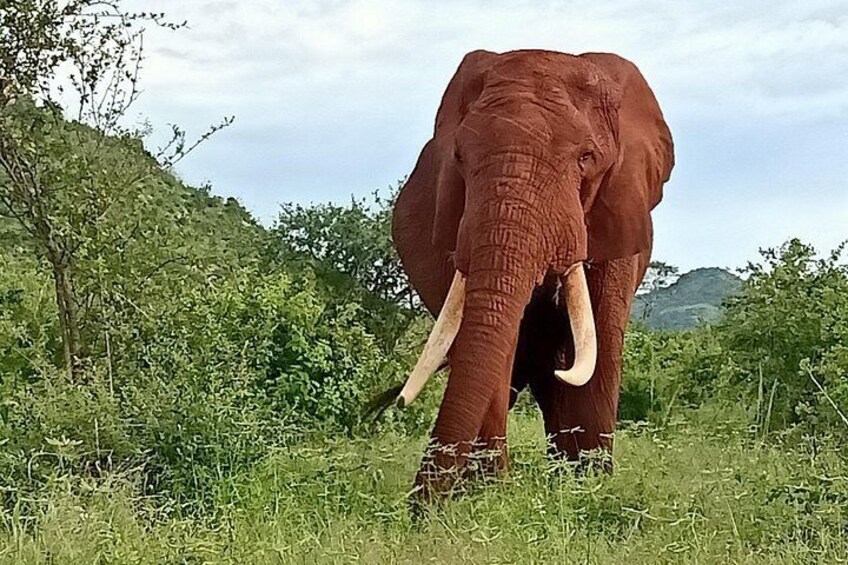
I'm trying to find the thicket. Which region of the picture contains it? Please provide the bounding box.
[0,0,425,512]
[621,240,848,442]
[0,110,435,508]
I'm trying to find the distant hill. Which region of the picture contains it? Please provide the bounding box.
[632,267,742,330]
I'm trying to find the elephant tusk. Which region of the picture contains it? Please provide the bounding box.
[398,271,466,406]
[554,264,597,387]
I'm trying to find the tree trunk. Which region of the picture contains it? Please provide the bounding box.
[47,248,83,381]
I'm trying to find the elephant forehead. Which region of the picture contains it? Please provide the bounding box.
[476,85,580,117]
[465,91,591,149]
[486,52,607,100]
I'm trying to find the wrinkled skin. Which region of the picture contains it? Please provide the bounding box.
[392,50,674,499]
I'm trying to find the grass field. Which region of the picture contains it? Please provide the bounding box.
[2,409,846,564]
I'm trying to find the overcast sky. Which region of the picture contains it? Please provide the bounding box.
[130,0,848,272]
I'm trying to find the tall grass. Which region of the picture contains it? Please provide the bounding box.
[2,410,846,564]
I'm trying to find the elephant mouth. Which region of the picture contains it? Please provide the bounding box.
[396,263,597,407]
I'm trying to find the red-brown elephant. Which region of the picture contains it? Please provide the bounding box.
[387,49,674,499]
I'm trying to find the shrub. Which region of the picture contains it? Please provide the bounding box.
[0,267,428,510]
[0,252,58,377]
[621,240,848,440]
[620,325,724,424]
[717,240,848,435]
[272,190,419,350]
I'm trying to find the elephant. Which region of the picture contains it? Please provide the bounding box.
[384,49,674,500]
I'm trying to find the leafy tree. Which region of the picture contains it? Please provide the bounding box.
[638,260,679,295]
[637,260,679,321]
[0,100,157,377]
[273,189,420,349]
[718,239,848,434]
[0,1,195,132]
[0,1,230,379]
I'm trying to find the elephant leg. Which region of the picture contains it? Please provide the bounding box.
[415,386,502,499]
[467,380,510,478]
[531,253,643,467]
[414,346,515,499]
[466,283,569,481]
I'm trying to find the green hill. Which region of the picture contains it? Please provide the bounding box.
[632,267,742,330]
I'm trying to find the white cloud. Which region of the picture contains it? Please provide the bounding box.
[654,187,848,272]
[125,0,848,270]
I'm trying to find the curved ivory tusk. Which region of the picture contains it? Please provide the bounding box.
[554,264,597,387]
[398,271,466,406]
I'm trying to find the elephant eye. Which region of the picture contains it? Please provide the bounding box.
[453,147,463,164]
[578,151,593,171]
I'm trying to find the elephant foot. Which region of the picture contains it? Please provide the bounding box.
[466,436,508,481]
[411,437,509,508]
[412,441,469,507]
[546,428,615,475]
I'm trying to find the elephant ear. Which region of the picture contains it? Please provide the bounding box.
[581,53,674,263]
[431,50,495,251]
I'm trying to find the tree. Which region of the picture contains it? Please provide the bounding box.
[719,239,848,433]
[273,189,420,349]
[0,1,229,379]
[637,260,679,321]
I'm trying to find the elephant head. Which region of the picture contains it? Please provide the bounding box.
[388,50,673,456]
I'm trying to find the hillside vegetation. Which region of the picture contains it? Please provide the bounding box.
[2,3,848,563]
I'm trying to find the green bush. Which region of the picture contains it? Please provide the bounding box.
[272,190,419,351]
[716,239,848,435]
[620,240,848,439]
[0,265,429,510]
[620,325,724,425]
[0,252,58,377]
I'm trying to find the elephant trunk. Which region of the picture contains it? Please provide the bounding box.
[428,195,541,445]
[390,158,598,414]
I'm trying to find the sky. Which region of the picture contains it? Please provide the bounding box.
[129,0,848,272]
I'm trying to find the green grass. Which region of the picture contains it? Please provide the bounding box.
[2,411,847,564]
